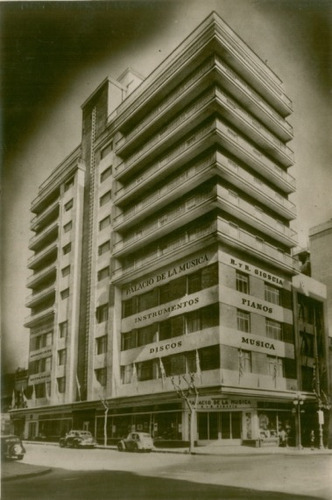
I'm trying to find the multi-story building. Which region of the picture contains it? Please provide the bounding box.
[11,12,330,448]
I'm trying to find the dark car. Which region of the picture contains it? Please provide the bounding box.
[59,430,96,449]
[117,432,154,452]
[1,434,26,460]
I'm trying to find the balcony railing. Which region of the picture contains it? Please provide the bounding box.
[30,199,59,231]
[24,306,55,328]
[26,285,56,308]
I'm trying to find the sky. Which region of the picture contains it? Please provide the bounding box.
[1,0,331,372]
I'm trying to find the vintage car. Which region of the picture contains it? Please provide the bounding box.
[117,432,154,452]
[59,430,96,448]
[1,434,26,460]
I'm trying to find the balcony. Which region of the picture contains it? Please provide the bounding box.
[29,220,59,251]
[24,305,55,328]
[27,262,57,289]
[28,241,58,270]
[30,199,59,232]
[216,216,299,273]
[112,220,217,282]
[215,184,297,247]
[113,189,215,257]
[26,285,56,308]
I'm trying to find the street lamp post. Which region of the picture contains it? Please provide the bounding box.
[293,393,304,449]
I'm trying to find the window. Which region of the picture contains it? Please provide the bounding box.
[57,377,66,394]
[99,215,111,231]
[201,263,218,288]
[137,289,158,312]
[188,272,201,294]
[187,310,201,333]
[268,356,283,378]
[64,199,73,211]
[61,288,69,300]
[138,360,154,381]
[96,304,109,323]
[122,331,137,351]
[58,349,66,366]
[265,284,280,305]
[61,266,70,277]
[96,335,107,355]
[242,350,252,373]
[100,166,112,183]
[35,383,46,398]
[64,178,74,192]
[199,345,220,371]
[266,319,283,340]
[59,321,68,339]
[137,324,157,346]
[63,243,71,255]
[45,357,52,372]
[95,368,107,386]
[159,316,184,341]
[201,304,219,329]
[98,266,109,281]
[101,141,113,159]
[237,310,250,332]
[100,190,112,207]
[98,240,110,256]
[63,221,72,233]
[163,354,186,377]
[121,364,133,384]
[236,271,250,294]
[160,277,186,304]
[122,298,134,319]
[300,331,314,357]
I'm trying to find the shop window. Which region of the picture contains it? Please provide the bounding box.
[61,288,69,300]
[61,265,71,277]
[59,321,68,339]
[122,331,137,351]
[236,271,250,294]
[159,316,184,341]
[95,367,107,386]
[137,324,157,346]
[99,215,111,231]
[265,284,280,305]
[237,309,250,333]
[138,360,154,381]
[199,345,220,371]
[63,221,72,233]
[98,240,110,256]
[137,289,158,312]
[58,349,66,366]
[96,304,109,323]
[96,335,107,355]
[63,243,71,255]
[100,190,112,207]
[100,166,112,183]
[64,199,73,211]
[57,377,66,394]
[98,266,109,281]
[266,319,283,340]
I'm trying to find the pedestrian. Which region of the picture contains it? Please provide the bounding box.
[310,430,315,450]
[279,428,287,447]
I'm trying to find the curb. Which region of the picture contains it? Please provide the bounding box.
[2,468,52,482]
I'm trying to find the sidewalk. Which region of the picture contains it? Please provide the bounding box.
[2,461,51,482]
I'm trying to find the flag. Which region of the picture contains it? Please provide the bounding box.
[159,358,166,385]
[238,349,244,382]
[132,363,138,391]
[76,374,81,401]
[45,381,50,401]
[273,356,278,387]
[195,350,202,383]
[31,384,36,400]
[11,390,16,409]
[21,388,28,407]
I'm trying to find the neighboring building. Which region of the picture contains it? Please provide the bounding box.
[11,12,330,447]
[2,368,28,435]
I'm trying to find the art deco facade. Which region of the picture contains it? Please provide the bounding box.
[12,12,330,447]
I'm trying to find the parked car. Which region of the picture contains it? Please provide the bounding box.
[117,432,154,452]
[1,434,26,460]
[59,430,96,448]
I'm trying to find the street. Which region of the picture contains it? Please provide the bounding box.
[2,443,332,500]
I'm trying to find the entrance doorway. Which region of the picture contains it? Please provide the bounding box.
[198,411,242,443]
